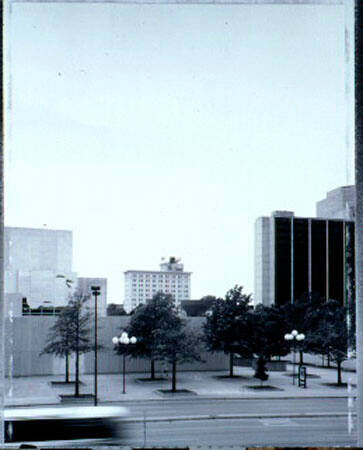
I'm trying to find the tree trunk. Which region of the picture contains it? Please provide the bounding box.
[337,360,342,385]
[65,352,70,383]
[171,361,177,392]
[327,352,331,368]
[229,353,234,377]
[75,347,80,396]
[75,309,80,397]
[151,360,155,380]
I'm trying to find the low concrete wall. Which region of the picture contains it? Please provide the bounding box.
[237,357,287,371]
[5,316,229,377]
[84,317,229,374]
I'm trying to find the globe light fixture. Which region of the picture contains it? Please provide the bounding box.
[112,331,137,394]
[284,329,305,385]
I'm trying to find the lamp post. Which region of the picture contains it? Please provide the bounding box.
[112,332,137,394]
[284,330,305,385]
[91,286,101,406]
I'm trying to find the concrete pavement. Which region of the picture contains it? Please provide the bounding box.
[5,361,357,407]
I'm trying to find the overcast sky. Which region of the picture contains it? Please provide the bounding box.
[6,2,352,303]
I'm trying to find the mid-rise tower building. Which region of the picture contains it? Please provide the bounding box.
[123,257,191,313]
[254,210,355,307]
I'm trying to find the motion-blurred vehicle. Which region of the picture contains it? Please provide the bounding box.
[4,405,129,445]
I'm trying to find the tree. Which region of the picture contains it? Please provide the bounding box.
[156,322,202,392]
[251,304,290,360]
[41,290,95,396]
[203,285,253,377]
[345,222,356,354]
[124,292,201,381]
[282,292,325,364]
[305,299,348,385]
[41,304,73,383]
[254,355,268,386]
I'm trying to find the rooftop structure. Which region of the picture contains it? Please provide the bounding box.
[316,185,356,220]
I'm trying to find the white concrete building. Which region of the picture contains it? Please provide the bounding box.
[5,227,77,314]
[316,185,356,220]
[124,257,192,313]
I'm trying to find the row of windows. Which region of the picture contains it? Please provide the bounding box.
[132,283,189,287]
[130,275,189,280]
[131,296,188,301]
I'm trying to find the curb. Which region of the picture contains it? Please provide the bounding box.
[5,394,355,408]
[123,412,356,424]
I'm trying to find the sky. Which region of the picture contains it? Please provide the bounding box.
[5,1,352,304]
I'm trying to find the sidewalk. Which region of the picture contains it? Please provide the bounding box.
[5,363,357,408]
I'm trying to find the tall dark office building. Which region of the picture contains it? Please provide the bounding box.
[254,210,355,306]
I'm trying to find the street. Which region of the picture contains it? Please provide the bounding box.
[121,416,357,448]
[3,397,357,448]
[117,397,354,419]
[114,397,357,447]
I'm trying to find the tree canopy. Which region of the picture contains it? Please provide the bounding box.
[251,304,290,359]
[122,292,202,385]
[304,299,348,384]
[203,285,253,376]
[41,290,95,395]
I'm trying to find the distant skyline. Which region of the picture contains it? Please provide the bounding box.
[6,2,352,303]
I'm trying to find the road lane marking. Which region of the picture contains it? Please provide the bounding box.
[260,418,298,426]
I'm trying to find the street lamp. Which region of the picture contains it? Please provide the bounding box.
[91,286,101,406]
[112,332,137,394]
[284,330,305,385]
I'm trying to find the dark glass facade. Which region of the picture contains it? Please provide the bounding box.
[328,221,344,303]
[311,220,327,300]
[274,217,354,305]
[293,219,309,300]
[274,218,291,306]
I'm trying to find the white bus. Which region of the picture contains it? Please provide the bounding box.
[4,405,129,445]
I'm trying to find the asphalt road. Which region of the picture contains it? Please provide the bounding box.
[117,397,354,419]
[115,397,357,447]
[4,398,357,448]
[121,416,357,448]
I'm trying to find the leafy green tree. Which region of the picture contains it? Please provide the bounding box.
[203,285,253,377]
[124,292,201,381]
[41,290,95,396]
